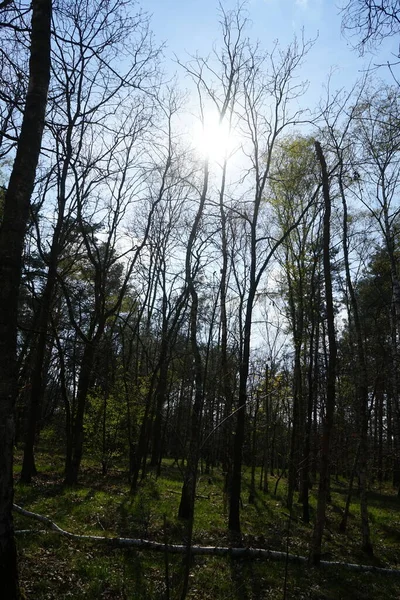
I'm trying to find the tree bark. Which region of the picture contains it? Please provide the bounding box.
[0,0,51,596]
[21,110,74,483]
[178,160,209,520]
[339,167,373,555]
[301,260,318,523]
[309,141,337,566]
[228,289,254,534]
[64,341,97,485]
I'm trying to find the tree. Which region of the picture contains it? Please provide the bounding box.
[270,136,322,518]
[123,88,194,478]
[316,80,374,550]
[349,85,400,493]
[309,141,338,566]
[342,0,400,54]
[0,0,51,595]
[16,0,161,485]
[354,248,395,483]
[175,4,248,528]
[228,36,315,536]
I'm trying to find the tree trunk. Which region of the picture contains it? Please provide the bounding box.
[229,296,253,534]
[339,167,373,555]
[20,281,54,483]
[309,141,337,566]
[0,0,51,595]
[261,365,270,493]
[218,160,233,481]
[339,442,360,533]
[21,113,73,483]
[301,279,317,523]
[64,342,96,485]
[178,160,209,520]
[177,299,204,520]
[248,390,260,504]
[178,161,209,600]
[150,338,169,467]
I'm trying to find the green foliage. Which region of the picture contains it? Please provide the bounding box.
[84,387,129,470]
[269,135,318,211]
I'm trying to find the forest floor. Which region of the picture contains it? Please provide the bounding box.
[13,451,400,599]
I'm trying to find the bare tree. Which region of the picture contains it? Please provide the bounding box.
[18,0,160,484]
[309,141,338,566]
[318,81,375,552]
[342,0,400,54]
[228,36,315,536]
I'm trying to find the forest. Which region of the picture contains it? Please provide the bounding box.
[1,0,400,598]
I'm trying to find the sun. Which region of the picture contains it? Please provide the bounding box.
[192,110,234,164]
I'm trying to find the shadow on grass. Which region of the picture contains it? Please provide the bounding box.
[380,522,400,543]
[229,558,251,600]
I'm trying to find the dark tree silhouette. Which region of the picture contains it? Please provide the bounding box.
[0,0,52,596]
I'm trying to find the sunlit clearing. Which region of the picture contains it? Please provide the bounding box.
[192,111,234,164]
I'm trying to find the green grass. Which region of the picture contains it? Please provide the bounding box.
[13,452,400,599]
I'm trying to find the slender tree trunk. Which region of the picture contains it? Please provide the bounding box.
[130,389,153,493]
[218,160,233,482]
[262,364,270,493]
[53,326,74,481]
[301,282,317,523]
[178,299,204,520]
[287,339,302,510]
[64,342,96,485]
[229,291,254,534]
[287,258,303,510]
[178,160,209,520]
[376,378,384,483]
[339,168,373,555]
[339,442,361,533]
[20,279,55,483]
[248,390,260,504]
[21,119,73,483]
[178,161,209,600]
[150,339,169,467]
[309,141,337,566]
[0,0,51,595]
[151,288,187,469]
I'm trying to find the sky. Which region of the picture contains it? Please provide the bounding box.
[142,0,398,351]
[145,0,398,104]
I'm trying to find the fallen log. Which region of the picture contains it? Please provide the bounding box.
[13,504,400,576]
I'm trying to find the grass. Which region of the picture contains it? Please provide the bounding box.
[13,450,400,599]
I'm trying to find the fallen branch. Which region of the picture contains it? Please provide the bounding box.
[13,504,400,576]
[15,529,47,535]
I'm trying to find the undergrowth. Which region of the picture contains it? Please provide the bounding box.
[13,451,400,599]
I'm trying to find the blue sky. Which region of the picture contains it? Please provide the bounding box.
[141,1,397,350]
[145,0,397,104]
